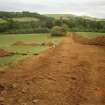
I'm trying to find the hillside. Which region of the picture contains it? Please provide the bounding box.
[12,17,39,22]
[0,11,54,34]
[45,14,105,21]
[0,11,53,22]
[0,11,105,34]
[45,14,75,19]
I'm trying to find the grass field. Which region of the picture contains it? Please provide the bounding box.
[0,33,63,66]
[0,17,39,23]
[45,14,72,19]
[77,32,105,39]
[0,18,7,23]
[13,17,39,22]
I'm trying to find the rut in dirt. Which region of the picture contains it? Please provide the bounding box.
[0,33,105,105]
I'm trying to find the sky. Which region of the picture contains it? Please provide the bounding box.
[0,0,105,18]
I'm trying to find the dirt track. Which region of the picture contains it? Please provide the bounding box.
[0,33,105,105]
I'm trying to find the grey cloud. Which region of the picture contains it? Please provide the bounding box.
[0,0,105,18]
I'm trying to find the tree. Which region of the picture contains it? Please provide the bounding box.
[51,26,67,36]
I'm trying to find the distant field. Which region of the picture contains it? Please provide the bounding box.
[0,34,63,66]
[13,17,39,22]
[77,32,105,39]
[0,17,39,23]
[45,14,72,19]
[0,18,7,23]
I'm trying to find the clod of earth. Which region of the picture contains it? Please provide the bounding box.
[22,103,27,105]
[57,61,62,63]
[5,83,17,91]
[0,96,4,102]
[12,83,18,89]
[70,77,77,80]
[32,99,39,103]
[0,84,5,94]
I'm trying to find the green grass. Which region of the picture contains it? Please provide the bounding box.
[0,33,63,66]
[0,18,7,23]
[0,17,39,23]
[0,55,26,66]
[13,17,39,22]
[45,14,72,19]
[77,32,105,39]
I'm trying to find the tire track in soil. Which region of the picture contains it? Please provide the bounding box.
[0,33,105,105]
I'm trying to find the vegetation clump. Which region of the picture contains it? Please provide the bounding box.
[0,11,105,34]
[51,25,67,36]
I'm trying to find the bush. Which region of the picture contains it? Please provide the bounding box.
[51,26,67,36]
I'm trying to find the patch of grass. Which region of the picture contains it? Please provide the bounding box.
[77,32,105,39]
[0,18,7,23]
[0,55,26,66]
[0,34,49,47]
[45,14,72,19]
[13,17,39,22]
[0,33,63,66]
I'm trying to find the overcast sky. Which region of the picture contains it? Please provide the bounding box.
[0,0,105,18]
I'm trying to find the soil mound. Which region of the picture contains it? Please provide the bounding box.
[13,41,40,46]
[0,49,13,57]
[72,32,105,46]
[13,41,55,47]
[93,36,105,45]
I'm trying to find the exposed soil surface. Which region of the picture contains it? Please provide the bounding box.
[0,33,105,105]
[0,49,13,57]
[13,41,41,46]
[72,32,105,46]
[13,41,54,47]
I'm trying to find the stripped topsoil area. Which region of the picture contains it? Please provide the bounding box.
[13,41,55,47]
[0,49,13,57]
[0,33,105,105]
[72,32,105,46]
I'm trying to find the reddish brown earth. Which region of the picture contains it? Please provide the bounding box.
[72,32,105,46]
[0,33,105,105]
[13,41,54,47]
[0,49,13,57]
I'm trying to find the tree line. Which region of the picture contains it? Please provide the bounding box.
[0,11,105,34]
